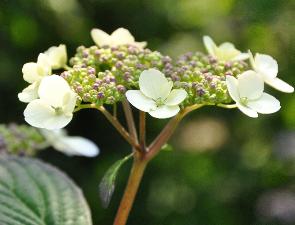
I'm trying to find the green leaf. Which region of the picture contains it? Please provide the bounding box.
[0,155,92,225]
[99,154,132,208]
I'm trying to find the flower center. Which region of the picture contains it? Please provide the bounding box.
[52,106,63,115]
[155,98,165,107]
[240,97,248,105]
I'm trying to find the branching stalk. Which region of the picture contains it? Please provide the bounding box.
[113,104,204,225]
[122,99,138,146]
[98,106,140,150]
[113,103,118,117]
[146,104,204,160]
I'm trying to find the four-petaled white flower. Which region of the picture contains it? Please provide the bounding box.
[18,53,52,103]
[45,44,67,70]
[24,75,77,130]
[40,129,99,157]
[91,27,147,49]
[226,70,281,118]
[249,51,294,93]
[203,35,249,61]
[126,69,187,119]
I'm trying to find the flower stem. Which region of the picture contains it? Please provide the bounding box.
[139,111,146,150]
[63,65,72,70]
[216,103,237,109]
[113,104,204,225]
[99,106,140,150]
[113,155,147,225]
[122,99,138,146]
[113,103,118,117]
[146,104,204,160]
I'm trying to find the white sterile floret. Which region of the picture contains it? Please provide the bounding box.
[24,75,77,129]
[203,35,249,61]
[18,82,39,103]
[126,69,187,119]
[45,44,67,70]
[249,51,294,93]
[18,53,52,103]
[91,27,147,48]
[226,70,281,118]
[22,53,52,83]
[40,129,99,157]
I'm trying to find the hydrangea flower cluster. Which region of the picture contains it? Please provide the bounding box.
[18,27,294,130]
[16,28,294,225]
[0,124,99,157]
[0,123,45,156]
[18,45,78,130]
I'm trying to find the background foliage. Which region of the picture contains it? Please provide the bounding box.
[0,0,294,224]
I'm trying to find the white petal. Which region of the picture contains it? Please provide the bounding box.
[36,53,52,75]
[247,93,281,114]
[248,50,256,69]
[22,62,39,83]
[40,128,66,140]
[42,114,73,130]
[217,42,241,61]
[41,129,99,157]
[265,77,294,93]
[22,54,51,83]
[238,70,264,100]
[226,75,239,102]
[218,42,236,50]
[62,91,77,116]
[165,89,187,106]
[24,99,56,128]
[203,36,217,56]
[18,82,39,103]
[139,69,172,100]
[38,75,71,107]
[24,99,72,130]
[133,41,147,49]
[45,44,67,69]
[125,90,156,112]
[233,52,250,61]
[149,105,180,119]
[236,103,258,118]
[54,136,99,157]
[91,28,112,46]
[254,53,278,79]
[111,28,135,45]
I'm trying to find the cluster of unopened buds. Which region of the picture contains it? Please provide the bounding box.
[18,27,293,131]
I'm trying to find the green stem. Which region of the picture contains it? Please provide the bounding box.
[113,155,147,225]
[74,103,94,112]
[63,65,72,70]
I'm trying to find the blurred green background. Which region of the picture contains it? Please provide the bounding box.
[1,0,295,224]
